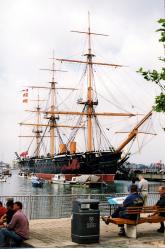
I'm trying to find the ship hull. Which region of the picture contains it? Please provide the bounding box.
[18,151,121,182]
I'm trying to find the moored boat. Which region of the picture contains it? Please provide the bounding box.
[51,174,69,185]
[32,178,44,188]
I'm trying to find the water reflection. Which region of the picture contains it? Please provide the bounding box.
[0,170,163,196]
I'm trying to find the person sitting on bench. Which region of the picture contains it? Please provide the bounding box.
[0,201,29,247]
[149,186,165,233]
[102,185,144,236]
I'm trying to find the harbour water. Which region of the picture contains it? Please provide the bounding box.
[0,170,162,196]
[0,170,163,219]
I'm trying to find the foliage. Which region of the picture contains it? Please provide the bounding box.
[138,19,165,112]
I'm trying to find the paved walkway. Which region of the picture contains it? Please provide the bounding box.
[23,218,165,248]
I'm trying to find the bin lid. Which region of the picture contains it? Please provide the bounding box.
[74,199,99,204]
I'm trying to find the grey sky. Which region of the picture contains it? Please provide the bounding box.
[0,0,164,165]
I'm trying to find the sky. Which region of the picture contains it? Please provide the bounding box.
[0,0,165,166]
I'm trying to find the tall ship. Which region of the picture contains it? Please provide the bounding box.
[16,15,153,182]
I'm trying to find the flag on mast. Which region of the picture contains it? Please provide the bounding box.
[20,151,28,157]
[22,89,29,103]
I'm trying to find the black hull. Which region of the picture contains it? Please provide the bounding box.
[18,151,122,181]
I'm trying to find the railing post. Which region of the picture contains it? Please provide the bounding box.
[29,195,32,220]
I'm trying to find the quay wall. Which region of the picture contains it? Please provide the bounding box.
[137,173,165,181]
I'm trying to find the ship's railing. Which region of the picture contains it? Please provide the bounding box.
[0,192,159,220]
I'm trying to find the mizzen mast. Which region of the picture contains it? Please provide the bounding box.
[21,56,80,157]
[19,94,44,158]
[33,94,43,157]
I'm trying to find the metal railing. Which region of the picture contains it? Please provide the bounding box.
[0,192,159,220]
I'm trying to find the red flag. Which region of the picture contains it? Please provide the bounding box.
[23,99,28,103]
[23,93,28,97]
[20,151,28,157]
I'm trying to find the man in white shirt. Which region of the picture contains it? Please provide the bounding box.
[138,175,148,205]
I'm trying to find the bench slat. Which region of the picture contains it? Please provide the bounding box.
[107,206,165,226]
[109,217,147,225]
[145,216,165,223]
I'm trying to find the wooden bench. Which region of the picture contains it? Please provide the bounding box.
[108,206,165,238]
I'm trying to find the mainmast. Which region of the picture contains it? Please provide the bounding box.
[55,12,133,152]
[86,13,94,151]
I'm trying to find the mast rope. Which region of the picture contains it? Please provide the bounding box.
[66,106,86,147]
[33,121,49,156]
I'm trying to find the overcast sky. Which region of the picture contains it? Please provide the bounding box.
[0,0,165,165]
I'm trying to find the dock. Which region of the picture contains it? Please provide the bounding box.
[23,218,165,248]
[137,173,165,181]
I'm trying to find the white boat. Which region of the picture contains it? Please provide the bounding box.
[51,174,69,185]
[27,173,38,180]
[70,174,106,188]
[70,175,100,184]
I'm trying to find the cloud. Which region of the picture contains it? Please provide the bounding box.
[0,0,164,165]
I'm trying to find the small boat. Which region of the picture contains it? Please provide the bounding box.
[51,174,69,185]
[18,171,28,177]
[70,174,106,188]
[27,173,38,180]
[32,178,44,188]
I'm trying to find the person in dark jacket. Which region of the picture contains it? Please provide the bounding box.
[5,199,15,224]
[128,177,139,193]
[102,185,144,236]
[149,186,165,233]
[0,199,15,226]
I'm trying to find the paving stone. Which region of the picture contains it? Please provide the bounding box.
[22,218,165,248]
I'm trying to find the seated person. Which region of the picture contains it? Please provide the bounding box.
[0,199,15,227]
[0,202,7,228]
[5,199,15,224]
[102,185,144,236]
[149,186,165,233]
[0,201,29,247]
[0,202,7,219]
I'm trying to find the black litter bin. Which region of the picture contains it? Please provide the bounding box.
[71,199,100,244]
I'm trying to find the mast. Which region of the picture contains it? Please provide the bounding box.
[87,13,94,151]
[55,12,132,152]
[33,94,43,157]
[47,55,56,156]
[19,94,43,158]
[40,54,68,157]
[20,55,80,157]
